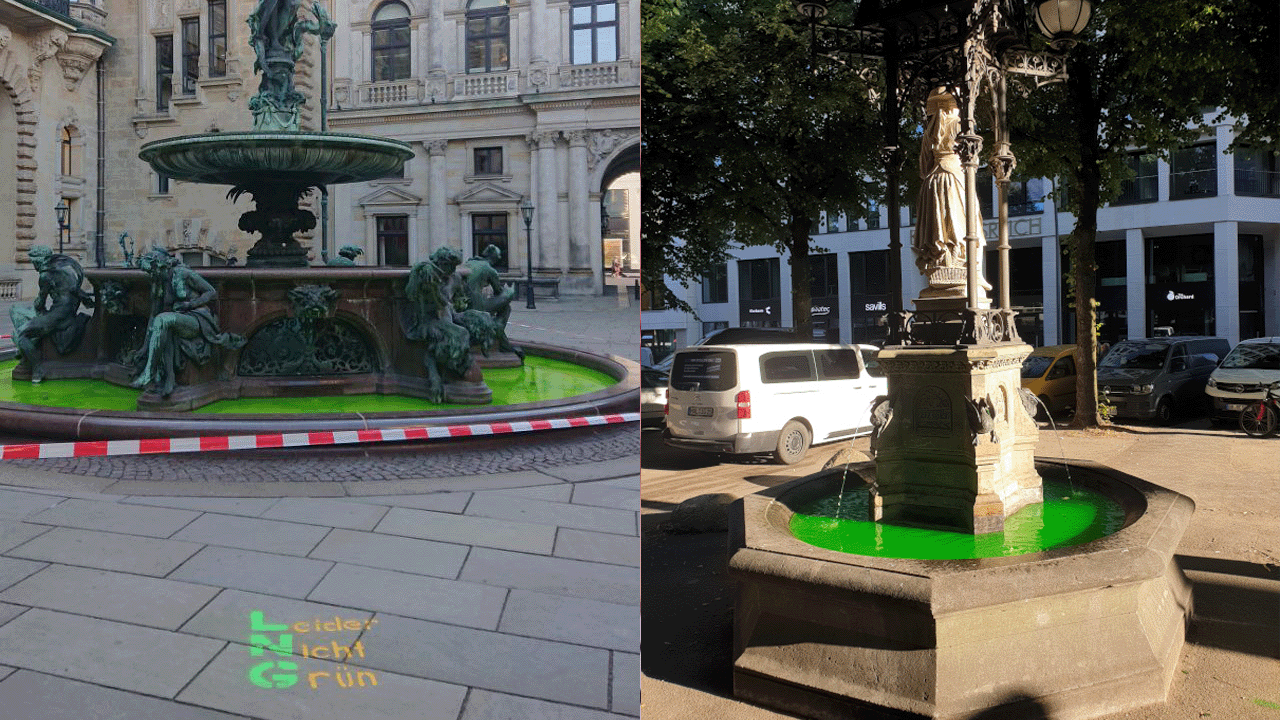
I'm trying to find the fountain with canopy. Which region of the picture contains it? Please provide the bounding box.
[727,2,1196,718]
[0,0,636,439]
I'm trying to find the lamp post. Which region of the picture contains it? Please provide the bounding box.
[795,0,1092,346]
[520,195,536,310]
[55,200,69,254]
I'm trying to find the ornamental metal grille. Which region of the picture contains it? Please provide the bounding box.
[237,317,378,376]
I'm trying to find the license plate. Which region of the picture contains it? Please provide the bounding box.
[687,406,714,417]
[1225,403,1247,411]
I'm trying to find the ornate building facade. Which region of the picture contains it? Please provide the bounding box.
[81,0,638,298]
[0,0,112,298]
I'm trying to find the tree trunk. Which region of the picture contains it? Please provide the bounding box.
[1068,60,1104,429]
[788,212,813,340]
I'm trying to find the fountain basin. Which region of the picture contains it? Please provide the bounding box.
[138,132,414,186]
[729,460,1194,720]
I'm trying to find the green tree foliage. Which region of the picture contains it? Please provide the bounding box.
[642,0,883,334]
[1008,0,1229,427]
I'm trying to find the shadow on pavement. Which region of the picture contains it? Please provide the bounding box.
[1178,555,1280,660]
[641,428,721,471]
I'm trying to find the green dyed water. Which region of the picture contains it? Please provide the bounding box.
[789,479,1126,559]
[0,357,615,414]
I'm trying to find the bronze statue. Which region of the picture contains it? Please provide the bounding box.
[130,248,246,398]
[247,0,334,131]
[403,247,492,402]
[460,244,522,360]
[324,244,363,266]
[10,246,94,383]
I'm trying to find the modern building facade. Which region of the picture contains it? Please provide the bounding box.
[643,113,1280,361]
[1,0,638,301]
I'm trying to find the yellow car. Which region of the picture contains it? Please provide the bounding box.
[1021,345,1078,418]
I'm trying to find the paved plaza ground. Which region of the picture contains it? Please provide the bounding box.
[642,417,1280,719]
[0,295,641,720]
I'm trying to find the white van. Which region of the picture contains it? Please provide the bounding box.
[1206,336,1280,423]
[662,343,886,464]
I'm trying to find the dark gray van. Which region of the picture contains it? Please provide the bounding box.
[1098,336,1230,423]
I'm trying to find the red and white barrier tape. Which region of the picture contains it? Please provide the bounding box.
[0,412,640,460]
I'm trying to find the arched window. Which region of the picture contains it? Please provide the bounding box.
[60,127,75,177]
[371,1,411,81]
[465,0,508,74]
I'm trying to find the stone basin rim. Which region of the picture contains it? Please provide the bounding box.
[138,131,414,185]
[0,342,640,441]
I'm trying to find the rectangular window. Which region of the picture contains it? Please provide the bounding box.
[738,258,780,302]
[701,320,729,337]
[376,215,410,266]
[471,214,509,271]
[155,34,173,111]
[157,173,170,194]
[208,0,227,77]
[181,17,200,94]
[1234,147,1280,198]
[849,250,888,296]
[571,0,618,64]
[1170,143,1218,199]
[1113,152,1158,205]
[1008,177,1046,216]
[761,352,815,384]
[864,199,880,230]
[466,12,509,73]
[701,263,728,304]
[977,168,994,218]
[474,147,503,175]
[810,253,838,299]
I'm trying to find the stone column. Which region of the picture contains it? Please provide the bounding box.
[427,140,449,254]
[530,0,547,63]
[1214,221,1240,343]
[1126,229,1146,340]
[567,131,591,276]
[535,131,560,273]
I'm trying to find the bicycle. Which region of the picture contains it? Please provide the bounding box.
[1239,381,1280,438]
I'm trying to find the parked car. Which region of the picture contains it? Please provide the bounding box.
[1205,336,1280,424]
[1097,336,1230,424]
[1021,345,1077,418]
[640,365,669,427]
[663,343,887,464]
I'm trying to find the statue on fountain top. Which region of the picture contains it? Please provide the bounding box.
[247,0,335,131]
[914,88,991,302]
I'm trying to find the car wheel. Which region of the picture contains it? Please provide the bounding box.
[774,420,811,465]
[1154,397,1174,425]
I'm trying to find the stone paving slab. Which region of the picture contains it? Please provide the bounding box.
[461,548,640,606]
[173,515,331,557]
[0,670,248,720]
[0,564,220,630]
[0,489,66,521]
[343,492,472,514]
[26,499,201,539]
[5,527,204,577]
[0,666,14,683]
[0,466,116,495]
[571,483,640,512]
[596,476,640,490]
[0,609,224,698]
[261,498,389,531]
[340,470,560,495]
[180,589,373,646]
[105,480,347,498]
[375,507,556,554]
[0,522,51,554]
[0,558,47,593]
[492,484,575,502]
[0,603,27,626]
[465,494,638,536]
[177,643,467,720]
[555,528,639,567]
[121,496,280,516]
[612,652,640,716]
[171,547,334,599]
[309,528,469,579]
[308,563,507,630]
[539,458,640,483]
[498,589,639,652]
[356,612,611,709]
[460,689,635,720]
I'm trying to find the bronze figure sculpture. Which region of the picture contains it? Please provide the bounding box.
[10,246,95,383]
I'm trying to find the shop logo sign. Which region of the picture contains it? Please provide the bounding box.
[1166,291,1194,301]
[811,305,831,316]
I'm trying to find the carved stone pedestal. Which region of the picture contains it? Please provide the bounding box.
[872,343,1041,533]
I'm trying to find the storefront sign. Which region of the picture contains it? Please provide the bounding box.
[1166,291,1195,301]
[982,217,1043,239]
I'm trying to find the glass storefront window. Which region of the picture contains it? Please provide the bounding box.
[1171,143,1218,199]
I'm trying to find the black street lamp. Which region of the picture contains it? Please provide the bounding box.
[795,0,1092,346]
[520,195,536,310]
[55,199,69,254]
